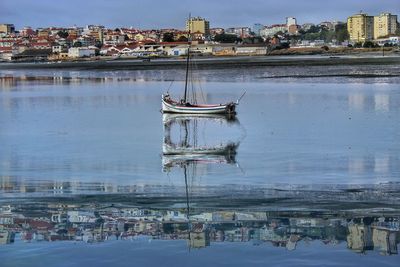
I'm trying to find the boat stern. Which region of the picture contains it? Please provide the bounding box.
[226,102,237,115]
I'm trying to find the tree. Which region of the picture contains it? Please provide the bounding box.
[363,41,377,48]
[214,33,242,43]
[94,41,103,49]
[334,23,349,43]
[321,45,329,51]
[320,28,335,43]
[242,36,264,44]
[57,30,69,39]
[177,35,188,42]
[73,41,82,47]
[275,42,290,50]
[395,25,400,36]
[307,25,321,34]
[162,32,174,42]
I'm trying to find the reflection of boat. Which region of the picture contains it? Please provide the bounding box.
[162,146,237,172]
[163,141,238,156]
[162,113,238,126]
[161,20,243,115]
[162,113,239,171]
[162,113,240,156]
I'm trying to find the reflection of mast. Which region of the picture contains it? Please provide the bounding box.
[183,162,211,250]
[162,113,240,249]
[184,164,191,250]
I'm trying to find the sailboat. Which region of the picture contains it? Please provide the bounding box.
[161,19,244,115]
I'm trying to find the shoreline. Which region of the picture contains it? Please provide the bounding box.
[1,54,400,70]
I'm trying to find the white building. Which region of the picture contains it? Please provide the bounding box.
[67,211,97,223]
[52,45,63,53]
[225,27,252,37]
[68,47,96,58]
[190,44,213,55]
[260,24,288,37]
[235,45,268,55]
[165,45,188,56]
[163,210,187,221]
[286,17,297,27]
[376,36,400,46]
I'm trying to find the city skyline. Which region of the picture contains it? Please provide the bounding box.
[1,0,399,29]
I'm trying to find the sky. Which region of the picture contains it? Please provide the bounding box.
[1,0,399,29]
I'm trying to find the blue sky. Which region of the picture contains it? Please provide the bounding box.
[1,0,399,29]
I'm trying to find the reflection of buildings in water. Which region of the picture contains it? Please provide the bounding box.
[347,222,399,255]
[188,223,211,249]
[0,75,158,114]
[1,201,399,255]
[372,227,398,255]
[348,93,365,111]
[0,230,15,244]
[374,153,390,174]
[348,154,394,177]
[348,157,366,175]
[374,94,389,112]
[348,91,393,113]
[189,231,210,248]
[288,92,297,106]
[347,224,374,253]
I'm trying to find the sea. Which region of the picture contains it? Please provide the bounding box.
[0,63,399,266]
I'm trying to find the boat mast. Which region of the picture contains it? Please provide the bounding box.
[183,14,191,103]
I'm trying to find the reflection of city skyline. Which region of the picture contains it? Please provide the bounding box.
[1,151,398,195]
[0,202,399,256]
[348,91,398,113]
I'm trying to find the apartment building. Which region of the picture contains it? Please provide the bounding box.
[186,17,210,36]
[374,13,398,39]
[0,24,15,34]
[347,13,374,42]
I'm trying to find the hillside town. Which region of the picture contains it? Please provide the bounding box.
[0,12,399,62]
[0,203,399,255]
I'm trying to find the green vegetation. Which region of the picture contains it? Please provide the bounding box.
[363,41,379,48]
[274,42,290,50]
[242,36,265,44]
[334,23,349,43]
[177,36,188,42]
[295,24,349,43]
[73,41,82,47]
[162,32,174,42]
[214,33,242,43]
[57,30,69,39]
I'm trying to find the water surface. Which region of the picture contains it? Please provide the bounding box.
[0,66,399,266]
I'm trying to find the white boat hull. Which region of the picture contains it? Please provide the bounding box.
[162,96,236,115]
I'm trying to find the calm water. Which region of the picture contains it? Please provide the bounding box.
[0,66,399,266]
